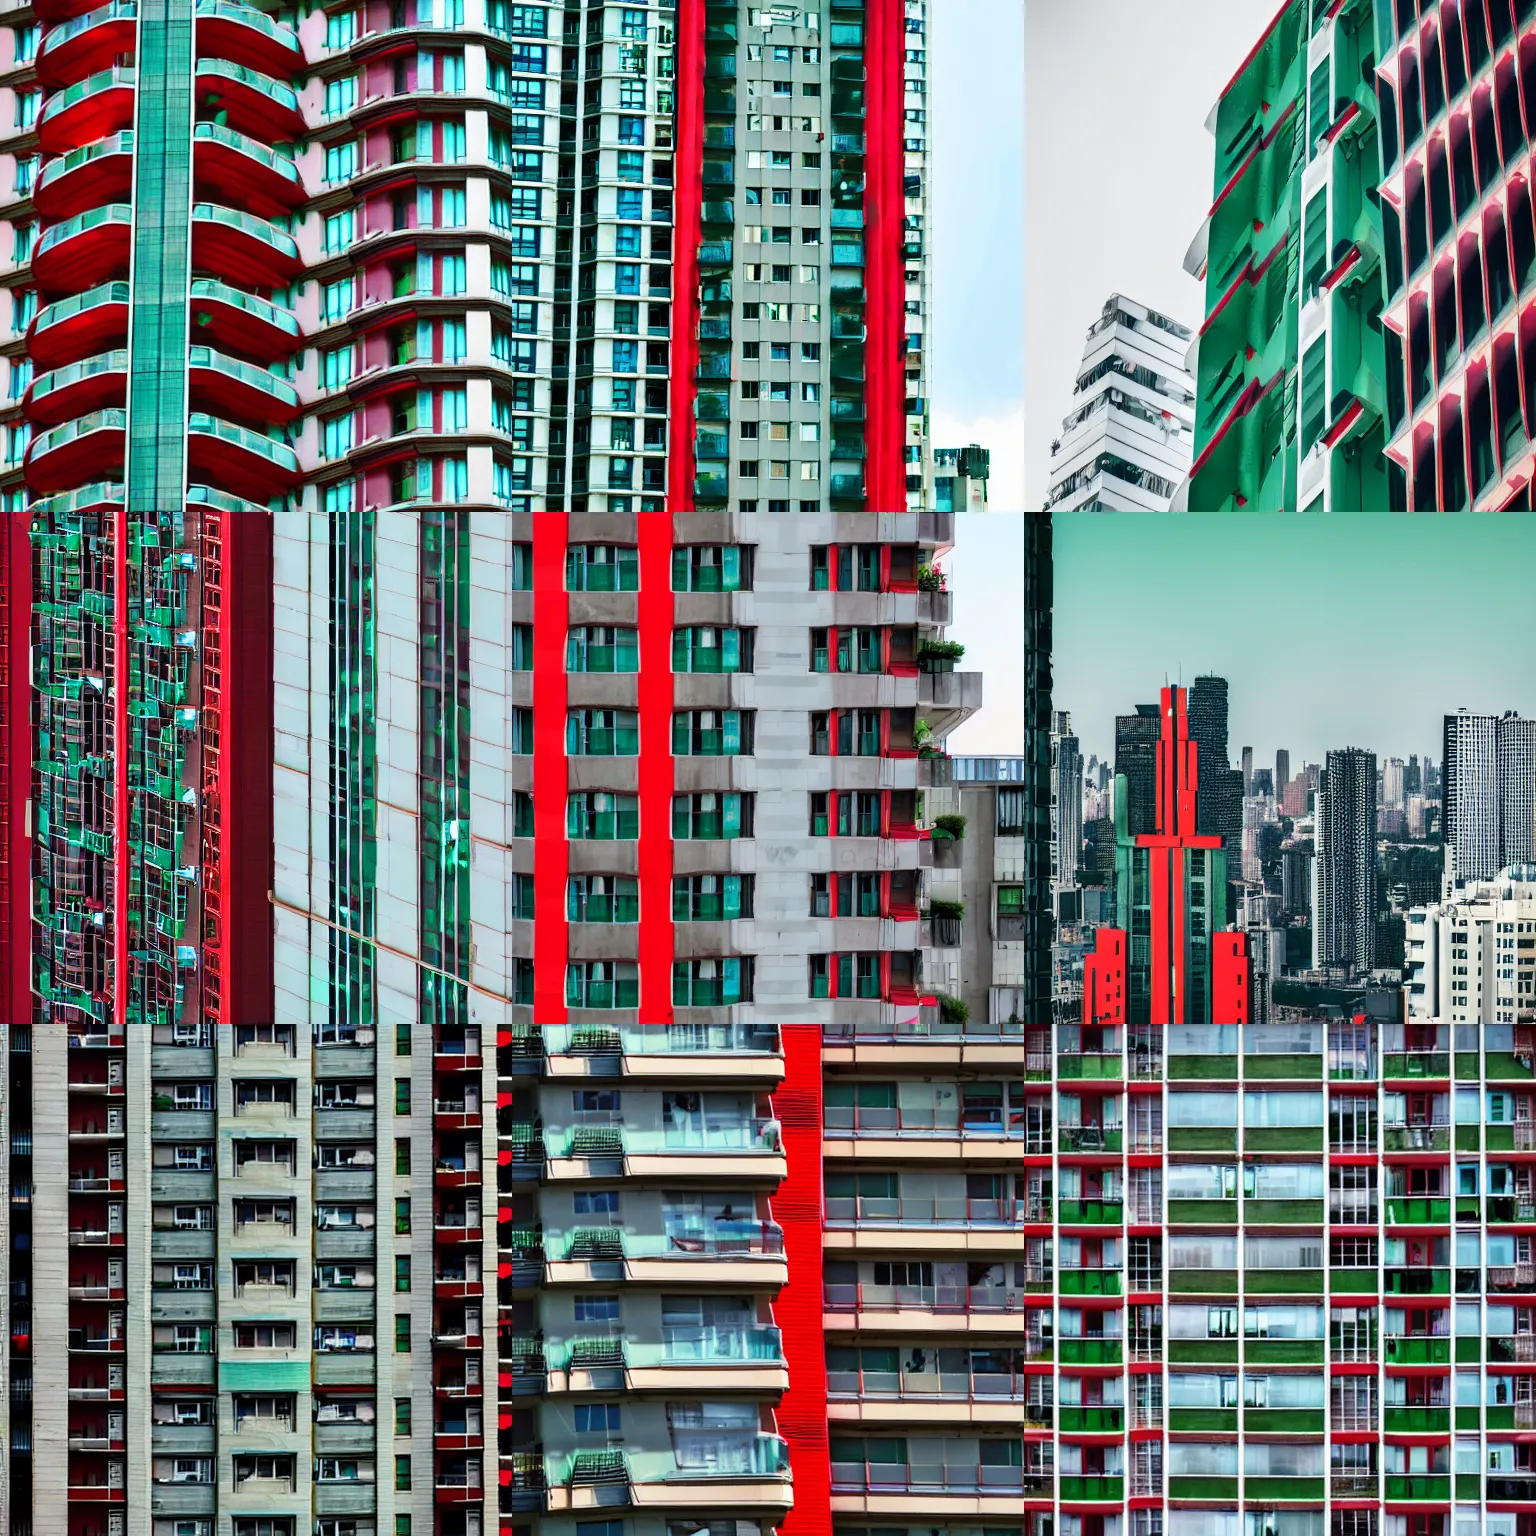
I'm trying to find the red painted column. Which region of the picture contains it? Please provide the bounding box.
[636,512,674,1024]
[222,509,274,1020]
[775,1023,832,1533]
[864,0,906,512]
[667,0,704,514]
[1213,932,1251,1024]
[531,511,568,1023]
[1,514,30,1023]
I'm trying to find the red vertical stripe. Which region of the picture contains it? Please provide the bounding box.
[114,504,128,1023]
[637,512,674,1022]
[776,1023,832,1533]
[532,512,568,1023]
[222,510,273,1020]
[865,0,907,512]
[668,0,704,514]
[3,515,29,1023]
[1149,845,1168,1027]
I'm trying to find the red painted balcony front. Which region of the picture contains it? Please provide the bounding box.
[28,281,129,368]
[195,0,302,80]
[186,412,297,497]
[191,203,302,288]
[33,205,132,294]
[25,409,126,494]
[35,133,135,220]
[194,58,303,140]
[24,347,127,427]
[37,66,137,156]
[188,345,300,426]
[37,2,138,90]
[33,0,110,39]
[193,122,305,220]
[188,277,300,359]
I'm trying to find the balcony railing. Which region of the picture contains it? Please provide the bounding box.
[822,1018,1025,1041]
[827,1367,1031,1401]
[824,1108,1028,1140]
[831,1463,1041,1494]
[823,1282,1036,1316]
[825,1196,1020,1227]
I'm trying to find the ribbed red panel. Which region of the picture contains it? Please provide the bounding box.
[775,1023,831,1532]
[636,511,674,1023]
[865,0,906,512]
[221,509,273,1020]
[1212,931,1251,1024]
[1,514,28,1022]
[667,0,704,513]
[532,512,569,1023]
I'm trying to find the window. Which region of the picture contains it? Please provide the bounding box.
[324,210,355,254]
[395,1456,411,1491]
[325,75,358,115]
[324,141,359,182]
[394,1315,411,1353]
[395,1398,412,1437]
[394,1079,410,1116]
[1300,335,1327,453]
[234,1321,297,1349]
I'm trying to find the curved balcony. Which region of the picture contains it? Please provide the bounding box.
[29,280,129,367]
[186,411,296,497]
[24,347,127,427]
[25,409,126,494]
[33,204,132,294]
[37,67,137,157]
[187,481,273,517]
[33,0,112,36]
[193,58,303,140]
[191,202,301,287]
[187,344,299,425]
[30,480,124,525]
[194,0,302,79]
[34,132,134,221]
[37,2,137,90]
[188,277,300,358]
[192,122,304,218]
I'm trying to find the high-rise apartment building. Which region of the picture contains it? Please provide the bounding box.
[932,441,988,512]
[1187,675,1241,862]
[1405,865,1536,1023]
[1049,709,1082,896]
[1044,292,1195,511]
[1276,747,1290,800]
[1019,509,1053,1020]
[1314,746,1378,973]
[1240,744,1253,796]
[1498,710,1536,870]
[1115,702,1161,839]
[1085,684,1253,1027]
[1444,708,1502,885]
[0,0,995,1532]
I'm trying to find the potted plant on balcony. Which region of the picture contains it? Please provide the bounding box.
[931,813,967,841]
[934,992,968,1023]
[917,638,965,674]
[917,562,946,592]
[926,898,964,947]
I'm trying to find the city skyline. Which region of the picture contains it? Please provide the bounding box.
[1054,513,1536,767]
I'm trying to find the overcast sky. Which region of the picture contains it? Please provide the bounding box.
[1024,0,1282,505]
[1053,515,1536,771]
[931,0,1025,509]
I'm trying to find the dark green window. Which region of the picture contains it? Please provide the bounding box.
[394,1316,411,1354]
[395,1256,411,1292]
[1300,337,1327,453]
[1308,58,1330,157]
[1301,189,1328,299]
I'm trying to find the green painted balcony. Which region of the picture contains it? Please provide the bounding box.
[1246,1478,1326,1502]
[1243,1198,1324,1224]
[1244,1408,1324,1433]
[1456,1474,1481,1501]
[1057,1338,1121,1366]
[1384,1268,1449,1295]
[1168,1340,1238,1365]
[1330,1268,1377,1293]
[1384,1336,1450,1365]
[1385,1197,1449,1225]
[1169,1269,1237,1295]
[1057,1476,1122,1502]
[1460,1406,1483,1430]
[1058,1200,1122,1225]
[1383,1405,1448,1433]
[1057,1126,1123,1153]
[1487,1051,1536,1080]
[1385,1475,1450,1502]
[1168,1127,1236,1152]
[1244,1126,1323,1152]
[1167,1055,1235,1081]
[1168,1476,1238,1501]
[1167,1407,1237,1433]
[1056,1405,1123,1433]
[1244,1339,1323,1365]
[1057,1053,1121,1081]
[1383,1051,1449,1080]
[1168,1200,1237,1225]
[1457,1126,1480,1151]
[1487,1125,1523,1152]
[1059,1269,1121,1297]
[1243,1054,1322,1080]
[1244,1268,1322,1295]
[1383,1125,1450,1152]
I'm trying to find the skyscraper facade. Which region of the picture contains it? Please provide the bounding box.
[1114,702,1160,838]
[1314,746,1379,973]
[1187,674,1241,861]
[1276,747,1290,800]
[1497,711,1536,870]
[0,1,991,1532]
[1050,708,1082,895]
[1444,709,1501,885]
[1085,684,1252,1027]
[1020,509,1053,1019]
[1044,292,1195,511]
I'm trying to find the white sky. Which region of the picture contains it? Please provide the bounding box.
[1024,0,1284,505]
